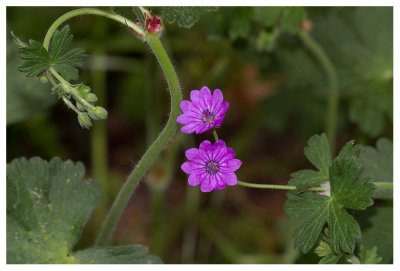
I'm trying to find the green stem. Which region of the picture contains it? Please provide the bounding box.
[373,182,393,191]
[237,180,322,191]
[299,31,339,151]
[43,8,144,50]
[237,180,393,192]
[42,7,182,246]
[95,35,182,245]
[212,129,219,141]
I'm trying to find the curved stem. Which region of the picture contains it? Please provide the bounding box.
[42,8,182,245]
[43,8,144,50]
[95,35,182,245]
[299,31,339,152]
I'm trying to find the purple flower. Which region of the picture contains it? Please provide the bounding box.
[181,140,242,192]
[177,86,229,134]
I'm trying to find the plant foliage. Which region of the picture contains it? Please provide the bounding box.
[12,25,86,81]
[7,157,161,264]
[284,134,375,255]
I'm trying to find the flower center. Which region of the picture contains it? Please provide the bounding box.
[202,109,215,124]
[206,161,219,174]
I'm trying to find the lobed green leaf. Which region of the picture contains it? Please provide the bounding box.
[12,25,86,81]
[7,157,160,264]
[285,133,376,256]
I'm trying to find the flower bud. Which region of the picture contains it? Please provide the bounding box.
[39,74,48,84]
[77,113,92,129]
[76,84,91,95]
[146,15,163,34]
[76,102,85,112]
[85,93,98,103]
[88,106,108,120]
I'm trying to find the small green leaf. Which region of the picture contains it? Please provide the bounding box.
[12,25,86,81]
[7,157,160,264]
[359,246,382,264]
[314,240,342,264]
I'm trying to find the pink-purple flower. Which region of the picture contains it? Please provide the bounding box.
[177,86,229,134]
[181,140,242,192]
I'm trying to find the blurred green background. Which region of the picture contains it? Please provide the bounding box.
[6,6,393,263]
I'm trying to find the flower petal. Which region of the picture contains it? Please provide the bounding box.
[215,101,229,117]
[200,178,212,192]
[199,140,213,151]
[195,124,211,134]
[188,174,200,186]
[227,159,242,171]
[180,100,192,113]
[214,140,226,150]
[185,148,199,160]
[225,173,238,186]
[212,89,223,106]
[199,86,212,108]
[176,114,195,125]
[181,121,203,134]
[190,90,200,103]
[181,162,191,174]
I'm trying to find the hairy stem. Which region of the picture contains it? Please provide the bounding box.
[237,180,392,192]
[299,31,339,152]
[96,35,182,245]
[43,8,144,50]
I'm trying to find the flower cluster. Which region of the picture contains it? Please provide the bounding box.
[177,86,241,192]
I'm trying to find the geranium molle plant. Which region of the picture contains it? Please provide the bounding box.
[181,140,242,192]
[176,86,229,134]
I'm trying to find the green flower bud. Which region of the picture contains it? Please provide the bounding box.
[77,113,92,129]
[85,93,98,103]
[88,106,108,120]
[39,74,48,84]
[76,102,85,112]
[76,84,91,95]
